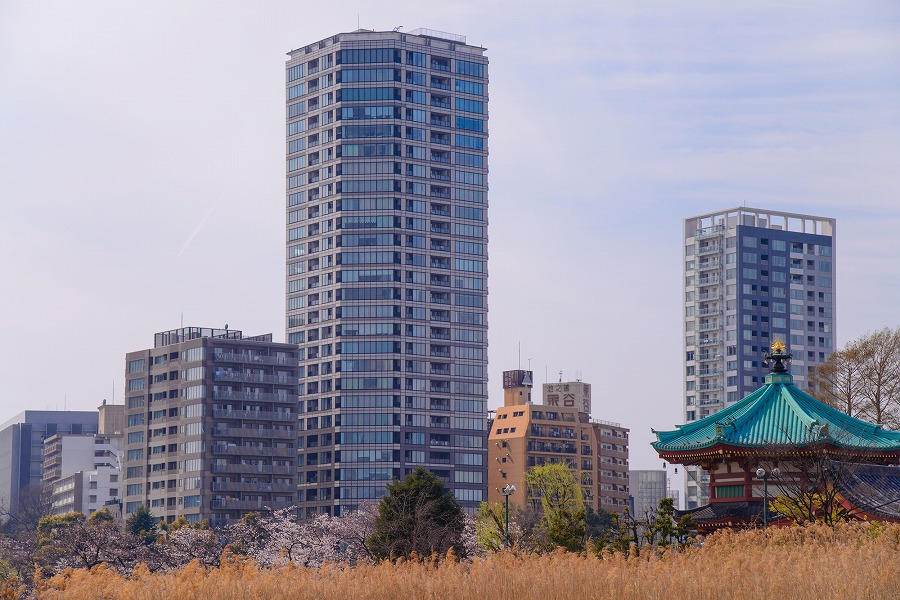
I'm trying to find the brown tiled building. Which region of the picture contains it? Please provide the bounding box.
[487,370,629,513]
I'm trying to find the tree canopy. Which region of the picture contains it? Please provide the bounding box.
[369,468,466,560]
[524,463,586,551]
[810,326,900,429]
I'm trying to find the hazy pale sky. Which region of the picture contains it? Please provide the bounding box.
[1,1,898,472]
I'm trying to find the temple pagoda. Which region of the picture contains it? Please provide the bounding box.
[652,341,900,532]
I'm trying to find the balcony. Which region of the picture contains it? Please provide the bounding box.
[430,100,451,109]
[697,322,722,333]
[697,307,722,317]
[212,426,295,440]
[210,482,295,493]
[213,409,295,421]
[698,369,723,377]
[430,207,451,217]
[430,154,451,164]
[698,338,721,347]
[212,463,283,475]
[697,244,722,256]
[697,276,721,287]
[698,384,723,392]
[698,261,721,272]
[212,390,293,403]
[430,61,450,72]
[430,172,451,181]
[212,445,294,458]
[430,349,450,358]
[697,292,722,302]
[697,353,722,362]
[695,225,726,240]
[430,189,451,199]
[430,80,450,90]
[213,353,291,366]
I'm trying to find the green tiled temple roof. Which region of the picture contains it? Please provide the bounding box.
[653,372,900,453]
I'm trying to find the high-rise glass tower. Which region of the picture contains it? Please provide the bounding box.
[285,29,489,516]
[682,207,835,508]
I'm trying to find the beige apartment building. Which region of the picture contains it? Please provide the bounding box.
[487,371,629,513]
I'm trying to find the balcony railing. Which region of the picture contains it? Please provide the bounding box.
[213,426,295,440]
[697,244,722,255]
[695,225,726,239]
[213,409,295,421]
[698,369,723,377]
[213,353,291,366]
[212,445,294,458]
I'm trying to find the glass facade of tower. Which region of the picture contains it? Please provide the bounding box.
[285,29,489,516]
[682,208,835,508]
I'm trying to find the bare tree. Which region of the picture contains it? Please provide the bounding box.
[811,326,900,429]
[857,328,900,429]
[810,339,867,417]
[0,483,53,537]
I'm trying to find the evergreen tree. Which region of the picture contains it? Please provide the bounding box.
[369,468,465,560]
[126,505,158,545]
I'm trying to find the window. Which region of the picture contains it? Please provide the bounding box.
[455,79,484,96]
[715,484,744,498]
[456,60,484,78]
[455,98,484,114]
[456,116,483,131]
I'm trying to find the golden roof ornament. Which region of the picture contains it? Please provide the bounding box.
[766,339,791,374]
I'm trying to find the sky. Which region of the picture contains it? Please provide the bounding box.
[1,1,899,475]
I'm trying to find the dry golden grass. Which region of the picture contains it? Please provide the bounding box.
[34,522,900,600]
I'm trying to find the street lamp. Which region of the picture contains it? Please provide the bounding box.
[500,484,517,548]
[755,467,780,528]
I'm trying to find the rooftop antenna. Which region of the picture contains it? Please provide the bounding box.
[558,370,563,383]
[181,311,184,328]
[528,357,533,370]
[518,342,521,369]
[393,25,403,32]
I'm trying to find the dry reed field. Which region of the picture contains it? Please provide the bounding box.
[32,522,900,600]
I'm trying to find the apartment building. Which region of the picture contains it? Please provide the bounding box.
[123,327,299,526]
[487,371,629,513]
[285,28,489,516]
[683,207,836,508]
